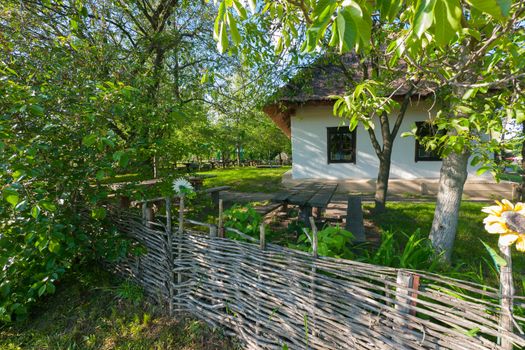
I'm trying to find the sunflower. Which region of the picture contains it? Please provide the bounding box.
[482,199,525,252]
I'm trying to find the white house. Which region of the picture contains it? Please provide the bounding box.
[286,102,491,180]
[263,59,495,184]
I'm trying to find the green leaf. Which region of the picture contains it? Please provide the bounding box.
[480,240,507,271]
[227,12,241,45]
[516,109,525,123]
[92,207,107,220]
[248,0,256,13]
[70,19,78,31]
[476,165,491,175]
[31,205,41,219]
[29,104,45,117]
[82,134,97,147]
[0,283,11,298]
[413,0,437,38]
[48,240,61,254]
[14,200,27,211]
[433,0,462,46]
[344,1,371,51]
[38,284,46,297]
[41,201,57,212]
[466,0,510,19]
[233,0,248,20]
[466,327,481,337]
[336,9,358,52]
[96,169,105,180]
[217,21,229,53]
[312,0,335,19]
[46,282,56,294]
[3,188,19,207]
[462,88,477,100]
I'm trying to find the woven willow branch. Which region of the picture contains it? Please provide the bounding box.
[109,209,525,350]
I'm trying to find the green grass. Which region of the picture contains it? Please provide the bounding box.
[0,266,238,350]
[365,201,525,289]
[198,166,291,193]
[499,172,521,183]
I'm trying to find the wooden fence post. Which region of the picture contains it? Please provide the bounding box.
[498,244,514,350]
[142,202,147,226]
[395,271,420,329]
[259,224,266,250]
[178,196,184,234]
[165,197,174,316]
[209,224,217,238]
[218,199,224,238]
[309,216,318,342]
[395,271,414,315]
[309,217,318,258]
[177,195,184,294]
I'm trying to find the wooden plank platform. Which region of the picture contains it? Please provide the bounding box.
[308,184,338,208]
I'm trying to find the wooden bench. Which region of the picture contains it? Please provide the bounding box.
[272,183,338,224]
[204,186,231,206]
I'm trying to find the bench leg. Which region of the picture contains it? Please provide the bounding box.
[299,205,312,226]
[211,192,220,207]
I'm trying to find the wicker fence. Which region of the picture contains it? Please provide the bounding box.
[110,206,525,350]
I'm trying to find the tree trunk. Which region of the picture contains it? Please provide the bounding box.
[429,150,470,262]
[374,152,392,213]
[236,143,241,166]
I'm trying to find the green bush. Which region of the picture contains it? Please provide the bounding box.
[223,204,263,240]
[368,229,441,271]
[0,53,140,322]
[292,225,355,259]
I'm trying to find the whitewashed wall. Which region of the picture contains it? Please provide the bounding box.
[290,102,493,181]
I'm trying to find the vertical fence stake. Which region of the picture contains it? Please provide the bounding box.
[498,244,514,350]
[142,202,147,226]
[177,196,184,297]
[395,271,419,330]
[209,224,217,238]
[259,224,266,250]
[165,197,174,316]
[309,217,318,258]
[309,216,318,342]
[255,223,266,341]
[218,199,224,238]
[178,196,185,234]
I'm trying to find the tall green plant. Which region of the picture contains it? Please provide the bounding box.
[370,229,441,270]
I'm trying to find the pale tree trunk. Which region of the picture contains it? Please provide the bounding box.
[429,150,470,262]
[375,151,392,213]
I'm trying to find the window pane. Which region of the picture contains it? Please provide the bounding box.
[328,128,355,163]
[415,122,441,161]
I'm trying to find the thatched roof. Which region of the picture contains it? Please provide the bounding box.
[264,55,435,138]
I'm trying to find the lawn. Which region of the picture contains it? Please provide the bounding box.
[365,201,525,289]
[0,266,238,350]
[198,166,291,193]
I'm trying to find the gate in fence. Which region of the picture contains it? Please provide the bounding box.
[110,202,525,350]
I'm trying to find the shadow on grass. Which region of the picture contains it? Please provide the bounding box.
[0,265,239,350]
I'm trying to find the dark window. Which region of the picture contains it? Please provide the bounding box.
[415,122,442,162]
[327,127,356,164]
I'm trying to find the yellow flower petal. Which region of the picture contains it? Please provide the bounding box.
[481,205,504,216]
[516,235,525,252]
[483,215,506,226]
[514,202,525,212]
[501,199,514,211]
[499,233,519,246]
[485,221,509,234]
